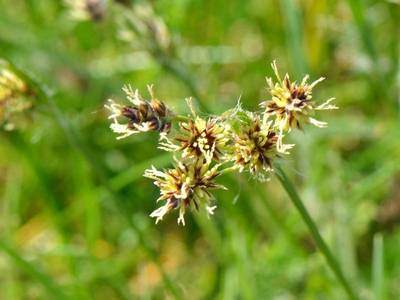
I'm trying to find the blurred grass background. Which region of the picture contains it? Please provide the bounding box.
[0,0,399,299]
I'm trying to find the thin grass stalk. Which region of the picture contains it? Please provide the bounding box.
[275,166,359,300]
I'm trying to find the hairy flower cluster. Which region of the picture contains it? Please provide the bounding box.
[144,160,224,225]
[146,100,229,224]
[105,85,173,139]
[106,62,336,225]
[261,61,337,136]
[159,110,229,163]
[0,66,32,130]
[230,112,293,181]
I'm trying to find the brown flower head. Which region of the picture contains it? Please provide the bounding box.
[159,115,229,163]
[231,111,293,180]
[144,159,225,225]
[261,61,337,134]
[105,85,173,139]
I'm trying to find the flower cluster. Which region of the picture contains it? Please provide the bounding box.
[261,61,337,137]
[229,111,294,181]
[144,160,224,225]
[106,62,336,225]
[64,0,106,22]
[0,66,32,130]
[105,85,173,139]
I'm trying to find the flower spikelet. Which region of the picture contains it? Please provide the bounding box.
[105,85,173,139]
[231,111,293,180]
[144,159,225,225]
[261,61,337,135]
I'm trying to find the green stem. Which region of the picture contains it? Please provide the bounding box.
[220,165,239,175]
[275,166,359,300]
[173,114,191,123]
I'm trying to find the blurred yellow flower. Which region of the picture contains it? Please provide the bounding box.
[0,67,31,130]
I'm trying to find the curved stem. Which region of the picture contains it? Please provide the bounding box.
[275,166,359,300]
[220,165,239,175]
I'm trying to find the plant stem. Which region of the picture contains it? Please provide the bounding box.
[275,166,359,300]
[173,114,191,123]
[220,165,239,175]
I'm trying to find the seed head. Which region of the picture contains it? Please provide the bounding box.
[261,61,337,134]
[144,160,225,225]
[105,85,173,139]
[231,112,293,180]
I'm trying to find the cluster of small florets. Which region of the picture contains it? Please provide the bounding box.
[0,65,32,130]
[64,0,106,22]
[105,62,337,225]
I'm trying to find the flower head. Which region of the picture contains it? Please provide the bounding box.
[0,67,31,130]
[144,159,225,225]
[159,116,229,163]
[65,0,106,22]
[105,85,173,139]
[261,61,337,134]
[231,111,293,180]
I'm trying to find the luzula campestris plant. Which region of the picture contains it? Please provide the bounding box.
[105,62,336,225]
